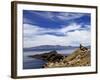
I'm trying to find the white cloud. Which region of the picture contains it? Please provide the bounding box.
[23,18,32,24]
[23,23,82,37]
[24,34,73,48]
[30,11,85,21]
[60,23,81,34]
[67,30,91,46]
[23,24,55,36]
[30,11,55,21]
[24,24,41,36]
[57,13,84,20]
[23,23,90,48]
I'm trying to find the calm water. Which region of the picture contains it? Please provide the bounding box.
[23,49,77,69]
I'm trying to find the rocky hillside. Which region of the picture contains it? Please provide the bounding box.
[29,50,64,62]
[44,44,91,68]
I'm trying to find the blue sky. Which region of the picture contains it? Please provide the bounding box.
[23,10,91,48]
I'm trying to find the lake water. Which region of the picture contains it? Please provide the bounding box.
[23,49,77,69]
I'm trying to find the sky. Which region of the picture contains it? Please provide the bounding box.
[23,10,91,48]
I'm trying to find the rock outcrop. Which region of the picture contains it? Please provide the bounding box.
[44,44,91,68]
[29,50,64,62]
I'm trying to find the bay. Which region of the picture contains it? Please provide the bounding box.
[23,48,77,69]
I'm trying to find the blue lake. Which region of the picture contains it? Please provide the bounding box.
[23,49,77,69]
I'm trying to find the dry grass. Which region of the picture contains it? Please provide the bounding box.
[44,48,91,68]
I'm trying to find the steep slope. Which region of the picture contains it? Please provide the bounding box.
[44,45,91,68]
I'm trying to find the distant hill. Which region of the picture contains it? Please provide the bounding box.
[23,45,79,51]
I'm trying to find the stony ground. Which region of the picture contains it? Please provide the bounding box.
[44,48,91,68]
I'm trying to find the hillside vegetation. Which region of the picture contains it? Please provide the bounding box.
[44,44,91,68]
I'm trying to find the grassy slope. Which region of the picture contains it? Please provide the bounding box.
[44,48,91,68]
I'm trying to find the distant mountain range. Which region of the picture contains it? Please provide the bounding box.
[23,45,90,51]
